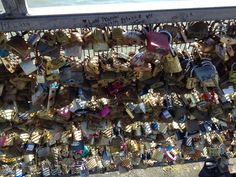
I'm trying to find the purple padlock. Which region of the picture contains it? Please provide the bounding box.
[101,105,110,118]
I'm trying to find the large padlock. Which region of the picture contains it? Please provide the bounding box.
[111,27,123,44]
[163,52,182,74]
[55,30,70,46]
[37,32,60,58]
[215,43,230,61]
[60,66,84,85]
[7,35,31,59]
[187,21,209,39]
[93,28,109,52]
[146,30,171,55]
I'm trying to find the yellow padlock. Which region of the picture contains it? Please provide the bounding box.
[163,53,182,73]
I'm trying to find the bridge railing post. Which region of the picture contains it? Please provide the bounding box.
[1,0,28,17]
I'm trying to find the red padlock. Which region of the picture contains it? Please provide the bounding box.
[146,30,172,55]
[201,90,216,102]
[107,81,125,96]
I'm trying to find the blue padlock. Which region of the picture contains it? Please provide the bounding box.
[151,122,159,130]
[0,48,9,57]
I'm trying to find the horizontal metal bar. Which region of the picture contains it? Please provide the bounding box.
[0,6,236,32]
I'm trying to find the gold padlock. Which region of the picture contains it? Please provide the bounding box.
[128,140,140,152]
[1,58,17,73]
[163,53,182,73]
[55,30,70,46]
[186,77,198,89]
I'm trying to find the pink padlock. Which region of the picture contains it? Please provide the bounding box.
[165,150,177,161]
[101,105,110,118]
[57,105,71,120]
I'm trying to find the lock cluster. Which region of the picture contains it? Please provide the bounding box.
[0,21,235,176]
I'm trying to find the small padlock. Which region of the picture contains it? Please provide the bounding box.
[143,122,152,135]
[27,33,40,46]
[47,82,59,110]
[1,57,17,73]
[36,69,46,84]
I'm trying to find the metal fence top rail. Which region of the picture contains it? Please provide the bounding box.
[26,0,236,15]
[0,0,236,32]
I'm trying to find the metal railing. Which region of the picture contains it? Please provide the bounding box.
[0,0,236,32]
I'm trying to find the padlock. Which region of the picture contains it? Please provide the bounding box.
[93,28,109,52]
[36,69,46,84]
[112,56,130,72]
[47,83,59,110]
[82,29,94,46]
[31,130,42,144]
[84,56,100,76]
[27,33,41,46]
[121,157,133,170]
[220,35,236,45]
[51,57,66,70]
[215,43,230,61]
[15,167,23,177]
[86,157,98,170]
[41,162,51,177]
[134,63,153,81]
[125,107,134,119]
[1,57,17,73]
[55,30,70,46]
[64,43,82,57]
[24,154,34,164]
[19,59,37,75]
[131,52,145,66]
[186,67,198,89]
[38,32,60,58]
[60,67,84,85]
[122,31,144,45]
[7,35,31,59]
[146,30,170,55]
[165,148,177,162]
[143,122,152,135]
[163,25,180,39]
[210,104,224,119]
[187,21,209,39]
[31,85,48,106]
[25,143,35,151]
[111,27,123,42]
[9,75,30,90]
[151,148,164,162]
[163,53,182,74]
